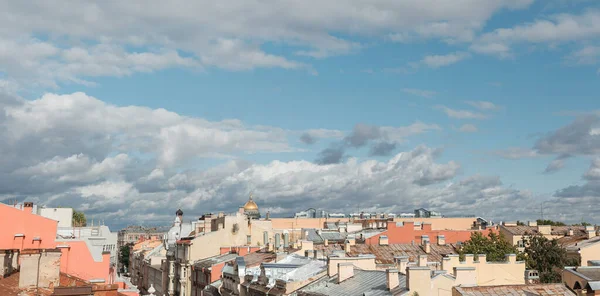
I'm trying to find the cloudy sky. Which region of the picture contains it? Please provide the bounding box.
[1,0,600,228]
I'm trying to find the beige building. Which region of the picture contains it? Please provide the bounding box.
[499,222,590,249]
[566,231,600,267]
[563,266,600,295]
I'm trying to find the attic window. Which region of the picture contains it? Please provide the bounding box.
[14,234,24,238]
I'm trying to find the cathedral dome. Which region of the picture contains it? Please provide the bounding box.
[242,193,260,219]
[243,199,258,211]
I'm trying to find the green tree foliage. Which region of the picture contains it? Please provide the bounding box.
[536,219,565,226]
[459,230,521,262]
[522,234,576,283]
[119,244,132,269]
[72,210,87,227]
[573,222,591,226]
[516,221,525,226]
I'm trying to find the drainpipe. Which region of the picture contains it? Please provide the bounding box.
[36,250,42,295]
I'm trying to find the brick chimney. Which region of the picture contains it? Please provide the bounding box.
[23,202,34,214]
[418,255,428,267]
[337,263,354,283]
[437,235,446,246]
[379,235,389,246]
[386,269,399,291]
[394,256,409,274]
[422,240,431,254]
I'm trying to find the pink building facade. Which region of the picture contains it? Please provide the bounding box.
[0,202,113,283]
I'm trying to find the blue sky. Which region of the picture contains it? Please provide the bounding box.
[1,0,600,227]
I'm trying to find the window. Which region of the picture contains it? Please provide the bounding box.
[247,235,251,244]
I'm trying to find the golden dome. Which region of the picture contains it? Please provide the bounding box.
[243,194,259,211]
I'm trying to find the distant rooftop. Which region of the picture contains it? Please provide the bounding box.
[453,284,575,295]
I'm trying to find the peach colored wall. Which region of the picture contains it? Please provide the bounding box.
[0,203,58,250]
[393,217,477,230]
[365,222,495,245]
[270,218,351,230]
[270,217,476,231]
[219,246,261,256]
[59,241,111,283]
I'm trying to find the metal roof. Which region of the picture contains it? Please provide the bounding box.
[298,269,407,296]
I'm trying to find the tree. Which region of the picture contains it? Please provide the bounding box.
[119,244,133,272]
[522,234,576,283]
[536,219,565,226]
[459,230,522,262]
[72,210,87,227]
[573,222,591,226]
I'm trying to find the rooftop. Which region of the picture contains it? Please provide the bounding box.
[298,269,407,296]
[315,242,457,264]
[453,284,575,295]
[565,236,600,251]
[194,253,239,269]
[566,266,600,281]
[0,272,52,296]
[501,225,586,236]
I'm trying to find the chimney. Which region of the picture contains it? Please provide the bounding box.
[268,243,274,252]
[347,237,356,246]
[266,211,271,220]
[525,270,540,284]
[324,239,329,246]
[275,233,281,250]
[394,256,409,274]
[283,233,289,248]
[313,250,318,259]
[437,235,446,246]
[567,228,574,236]
[537,225,551,236]
[337,263,354,283]
[505,254,517,264]
[528,221,537,227]
[418,255,428,267]
[423,241,431,254]
[23,202,34,214]
[406,266,430,295]
[379,235,389,246]
[263,231,269,246]
[386,269,399,291]
[587,230,596,239]
[344,240,351,252]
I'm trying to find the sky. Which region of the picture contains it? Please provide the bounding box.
[1,0,600,229]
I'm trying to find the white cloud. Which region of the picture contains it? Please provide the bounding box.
[2,92,292,168]
[472,10,600,58]
[458,124,478,133]
[493,147,539,159]
[570,45,600,65]
[435,105,488,119]
[421,52,471,68]
[402,88,437,98]
[464,100,501,111]
[0,0,535,86]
